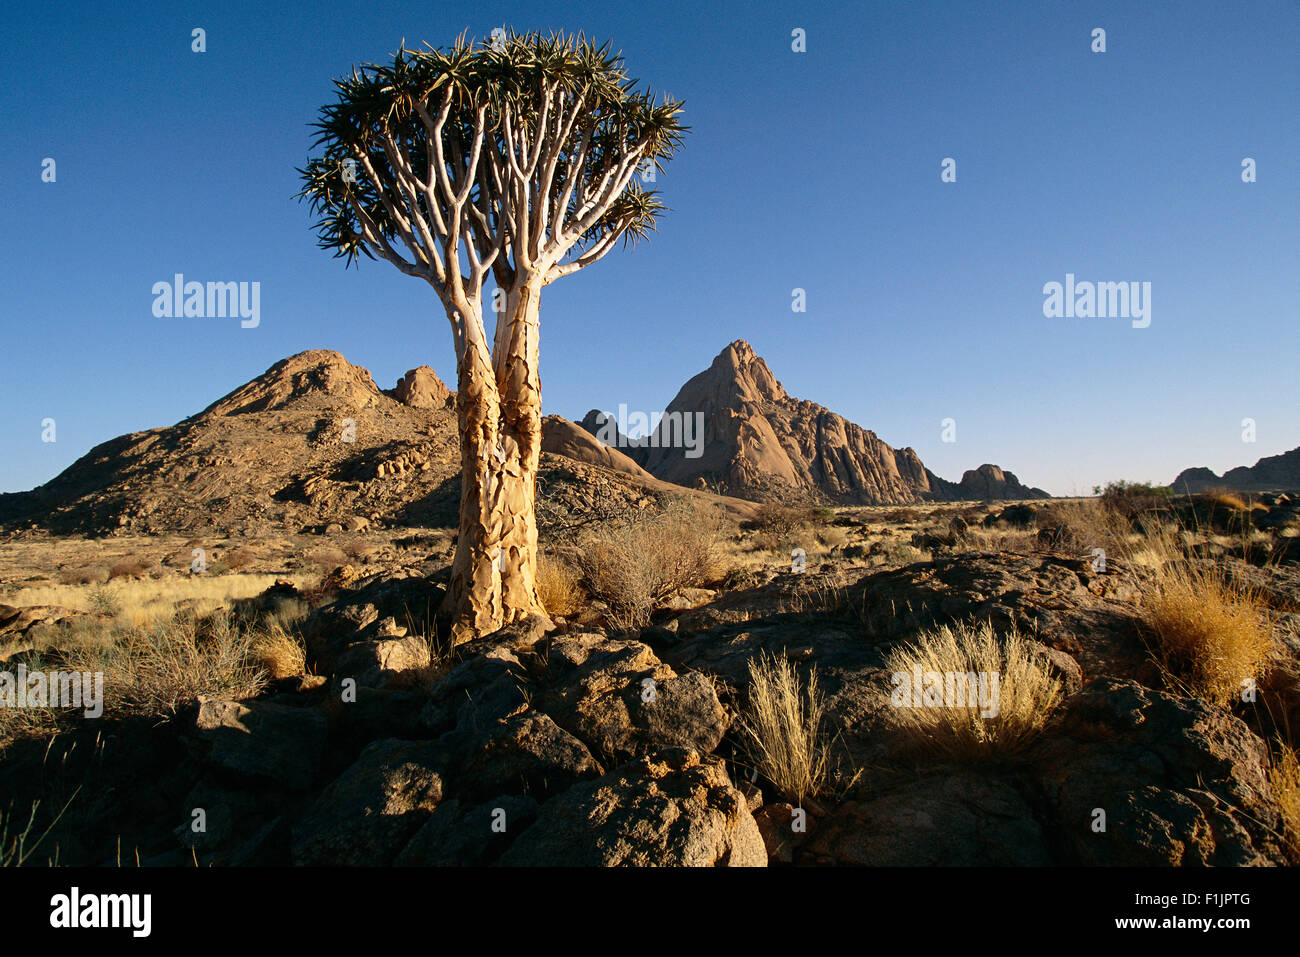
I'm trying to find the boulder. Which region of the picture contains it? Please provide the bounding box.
[1029,678,1287,866]
[193,697,328,789]
[534,632,730,761]
[389,365,452,409]
[447,709,604,804]
[301,572,442,687]
[805,774,1053,866]
[291,738,446,865]
[499,750,766,866]
[396,795,541,866]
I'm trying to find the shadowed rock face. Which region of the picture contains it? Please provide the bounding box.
[594,340,1045,505]
[540,415,655,481]
[1172,447,1300,494]
[928,463,1050,502]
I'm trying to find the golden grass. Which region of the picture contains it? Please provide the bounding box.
[341,539,377,561]
[816,526,848,550]
[223,546,259,571]
[107,560,151,581]
[0,609,275,744]
[882,620,1063,759]
[1132,525,1273,706]
[58,566,109,586]
[67,612,269,718]
[304,546,349,570]
[250,623,308,680]
[1269,742,1300,863]
[535,554,584,618]
[1142,569,1272,706]
[1209,491,1250,512]
[1036,497,1134,554]
[963,526,1039,554]
[736,652,829,804]
[6,573,318,628]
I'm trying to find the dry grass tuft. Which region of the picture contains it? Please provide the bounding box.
[8,573,318,628]
[1269,742,1300,863]
[750,504,810,537]
[62,612,270,718]
[574,503,725,630]
[58,566,109,586]
[736,652,829,804]
[1037,497,1133,554]
[816,526,848,550]
[223,546,259,571]
[305,546,349,570]
[1141,562,1272,706]
[535,554,584,618]
[1209,491,1250,513]
[250,623,308,680]
[1133,524,1273,706]
[107,560,151,581]
[882,620,1063,759]
[341,539,377,561]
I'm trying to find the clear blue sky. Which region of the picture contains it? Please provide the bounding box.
[2,0,1297,496]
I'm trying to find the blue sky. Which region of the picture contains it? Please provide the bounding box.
[1,0,1296,496]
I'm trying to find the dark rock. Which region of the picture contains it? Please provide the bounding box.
[396,795,540,866]
[291,738,446,865]
[193,697,328,789]
[499,750,766,866]
[806,774,1053,865]
[534,632,730,762]
[1029,678,1286,865]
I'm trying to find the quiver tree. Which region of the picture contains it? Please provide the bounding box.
[299,31,686,641]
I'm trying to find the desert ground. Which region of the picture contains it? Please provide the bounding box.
[2,485,1298,866]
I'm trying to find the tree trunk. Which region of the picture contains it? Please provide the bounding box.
[440,283,549,643]
[442,336,506,641]
[494,278,547,623]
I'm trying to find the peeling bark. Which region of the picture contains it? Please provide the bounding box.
[443,335,506,640]
[442,281,549,641]
[494,279,546,623]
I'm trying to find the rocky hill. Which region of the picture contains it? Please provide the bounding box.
[582,340,1047,505]
[0,351,463,536]
[0,351,757,537]
[1171,447,1300,494]
[0,341,1046,536]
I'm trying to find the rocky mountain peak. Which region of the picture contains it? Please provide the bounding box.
[706,340,789,405]
[199,350,384,418]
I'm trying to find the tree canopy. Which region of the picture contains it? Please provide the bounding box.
[297,30,687,310]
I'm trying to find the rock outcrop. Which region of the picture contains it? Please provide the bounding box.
[1171,447,1300,494]
[200,350,386,417]
[540,415,657,481]
[583,340,1046,505]
[928,463,1049,501]
[388,366,452,410]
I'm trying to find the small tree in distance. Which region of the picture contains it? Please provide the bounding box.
[298,30,687,641]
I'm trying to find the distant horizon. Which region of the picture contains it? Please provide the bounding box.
[3,0,1297,499]
[3,335,1291,500]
